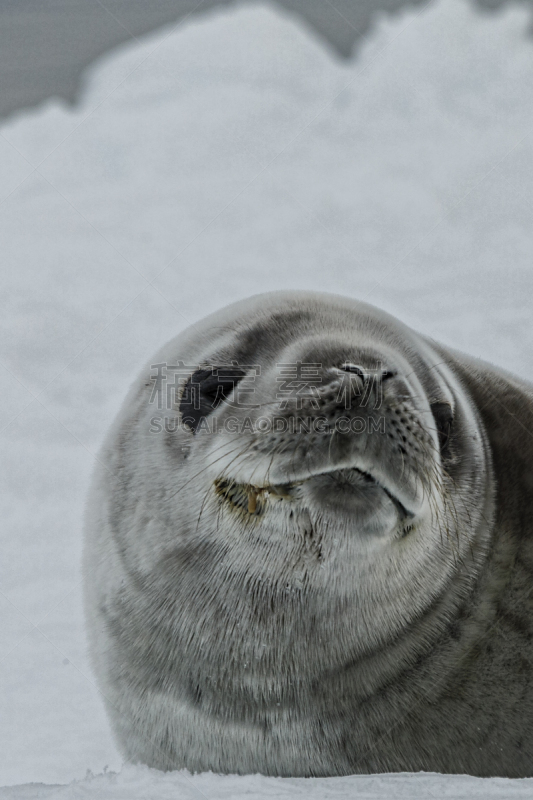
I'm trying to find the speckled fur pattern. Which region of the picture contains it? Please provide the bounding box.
[84,291,533,777]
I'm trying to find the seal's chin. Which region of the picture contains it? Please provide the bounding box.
[215,465,415,522]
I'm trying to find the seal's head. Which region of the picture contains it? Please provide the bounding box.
[122,293,491,654]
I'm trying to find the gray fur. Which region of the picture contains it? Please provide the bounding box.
[84,291,533,777]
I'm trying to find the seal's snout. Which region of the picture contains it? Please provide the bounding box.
[203,351,435,526]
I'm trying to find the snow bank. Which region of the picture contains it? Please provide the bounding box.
[2,765,533,800]
[1,0,533,791]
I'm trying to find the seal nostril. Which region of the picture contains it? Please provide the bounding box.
[339,364,396,383]
[340,363,365,379]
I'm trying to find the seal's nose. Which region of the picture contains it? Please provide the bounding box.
[339,362,396,382]
[324,362,397,414]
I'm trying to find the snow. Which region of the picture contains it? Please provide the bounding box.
[3,766,533,800]
[1,0,533,794]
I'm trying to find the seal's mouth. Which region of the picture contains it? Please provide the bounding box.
[215,467,414,520]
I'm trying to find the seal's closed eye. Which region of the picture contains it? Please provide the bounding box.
[180,366,246,433]
[430,401,454,456]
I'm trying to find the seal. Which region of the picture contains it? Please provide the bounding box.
[84,291,533,778]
